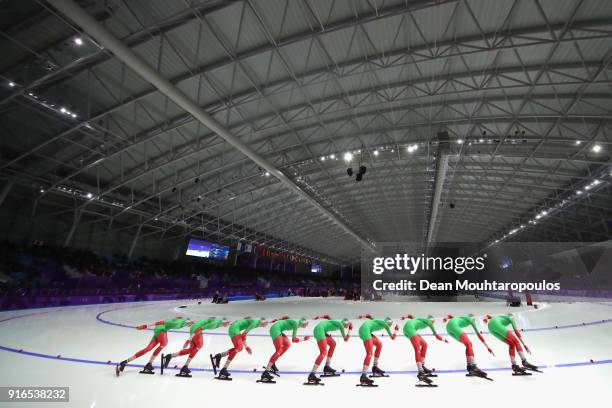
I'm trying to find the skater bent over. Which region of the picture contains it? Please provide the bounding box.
[357,316,397,386]
[306,316,351,384]
[483,314,539,374]
[163,317,229,376]
[116,317,192,376]
[401,314,447,384]
[212,317,268,379]
[259,317,310,383]
[445,314,494,379]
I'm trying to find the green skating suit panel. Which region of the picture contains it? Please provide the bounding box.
[445,316,478,341]
[269,319,299,340]
[403,317,438,338]
[487,315,517,342]
[190,318,224,335]
[358,319,392,340]
[313,319,346,341]
[228,319,261,337]
[152,318,188,339]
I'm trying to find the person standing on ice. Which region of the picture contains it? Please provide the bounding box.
[305,315,351,385]
[356,314,398,386]
[163,317,230,377]
[116,317,193,376]
[483,314,539,374]
[258,316,310,383]
[212,317,268,379]
[400,314,448,384]
[444,314,494,379]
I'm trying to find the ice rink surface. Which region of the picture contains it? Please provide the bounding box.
[1,297,611,408]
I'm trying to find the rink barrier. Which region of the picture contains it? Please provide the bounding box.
[95,305,612,337]
[2,309,612,375]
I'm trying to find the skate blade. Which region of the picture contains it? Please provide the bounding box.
[416,383,438,387]
[356,383,378,387]
[525,368,543,373]
[303,382,325,386]
[425,374,438,377]
[256,380,276,384]
[512,372,532,376]
[215,376,232,381]
[139,370,155,375]
[368,374,389,378]
[321,374,340,377]
[176,373,192,378]
[466,373,493,381]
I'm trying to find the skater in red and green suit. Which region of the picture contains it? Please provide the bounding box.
[401,314,448,383]
[116,317,193,375]
[356,314,398,385]
[213,317,268,378]
[163,317,230,376]
[306,315,351,384]
[444,314,494,377]
[483,314,538,373]
[259,316,310,382]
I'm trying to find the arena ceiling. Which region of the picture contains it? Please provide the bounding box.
[0,0,611,263]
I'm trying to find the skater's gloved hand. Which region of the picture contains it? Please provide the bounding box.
[137,324,147,330]
[344,335,350,342]
[183,340,190,349]
[292,337,300,343]
[435,335,448,343]
[348,323,353,330]
[303,336,311,341]
[246,346,253,355]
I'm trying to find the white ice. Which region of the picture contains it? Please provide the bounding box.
[0,297,611,408]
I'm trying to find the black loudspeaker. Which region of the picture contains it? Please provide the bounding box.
[356,173,363,182]
[358,165,367,175]
[347,168,353,176]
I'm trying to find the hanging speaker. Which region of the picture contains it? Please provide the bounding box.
[347,168,353,176]
[359,165,367,175]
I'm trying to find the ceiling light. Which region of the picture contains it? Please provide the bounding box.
[320,156,326,161]
[71,113,77,118]
[60,107,67,113]
[8,81,15,87]
[457,139,464,144]
[373,150,379,156]
[264,172,270,177]
[343,152,353,162]
[591,144,601,153]
[330,154,336,159]
[74,37,83,46]
[86,192,93,199]
[575,140,581,145]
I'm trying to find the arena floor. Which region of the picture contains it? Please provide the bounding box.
[1,297,611,407]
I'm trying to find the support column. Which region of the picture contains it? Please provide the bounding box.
[426,131,450,243]
[0,179,15,207]
[128,223,143,258]
[63,209,82,247]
